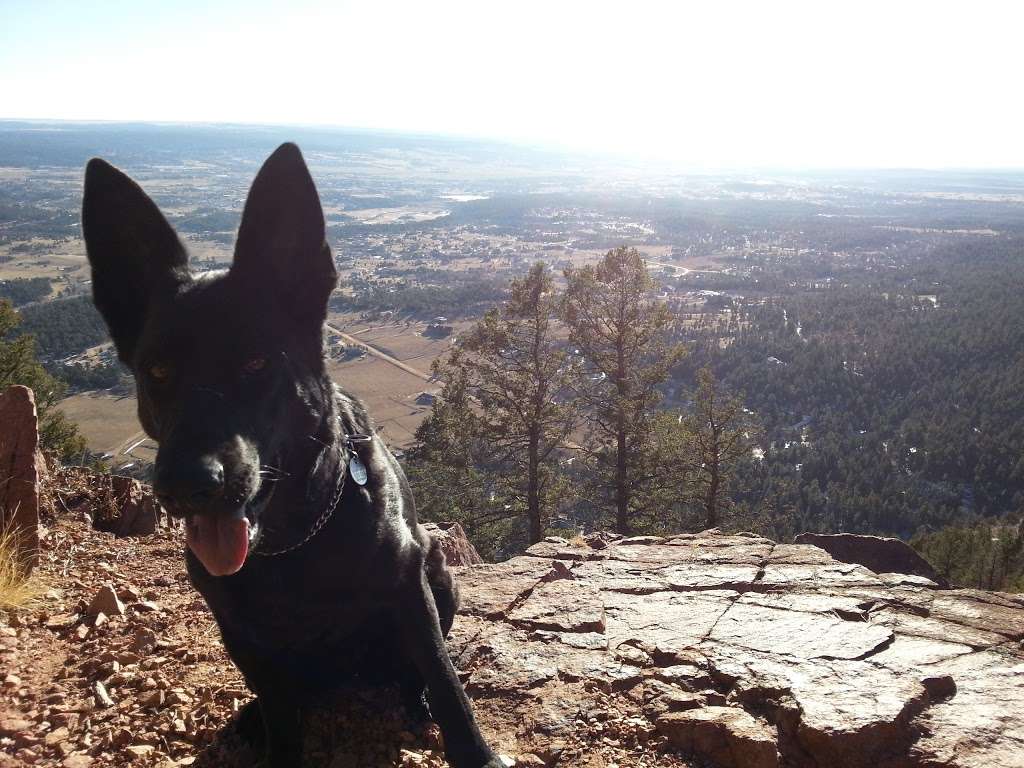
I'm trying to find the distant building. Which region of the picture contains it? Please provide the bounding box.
[415,391,439,406]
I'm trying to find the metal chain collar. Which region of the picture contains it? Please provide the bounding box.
[252,433,372,557]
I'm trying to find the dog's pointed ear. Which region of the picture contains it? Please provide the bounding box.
[232,143,337,331]
[82,158,190,367]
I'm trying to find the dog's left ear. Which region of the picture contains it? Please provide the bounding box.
[232,143,337,331]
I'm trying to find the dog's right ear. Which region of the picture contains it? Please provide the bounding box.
[82,159,189,366]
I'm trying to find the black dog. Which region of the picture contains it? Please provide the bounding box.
[82,144,502,768]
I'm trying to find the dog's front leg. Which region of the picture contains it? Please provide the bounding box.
[397,569,503,768]
[220,632,303,767]
[255,690,302,767]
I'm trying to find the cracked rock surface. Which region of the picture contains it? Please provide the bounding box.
[451,531,1024,768]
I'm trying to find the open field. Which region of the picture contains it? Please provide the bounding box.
[0,249,87,280]
[57,391,139,452]
[328,313,473,367]
[326,356,434,446]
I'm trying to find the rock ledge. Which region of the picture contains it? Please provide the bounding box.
[450,531,1024,768]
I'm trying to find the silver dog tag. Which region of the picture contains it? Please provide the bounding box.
[349,453,368,486]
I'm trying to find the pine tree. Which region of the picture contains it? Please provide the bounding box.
[0,300,86,459]
[686,368,754,529]
[563,247,685,534]
[407,263,576,552]
[403,364,503,556]
[445,263,576,544]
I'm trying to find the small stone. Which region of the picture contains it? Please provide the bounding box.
[74,624,90,641]
[62,756,93,768]
[130,627,157,654]
[515,755,547,768]
[44,613,80,631]
[44,725,70,746]
[93,681,114,708]
[51,712,79,729]
[14,731,39,747]
[0,714,32,736]
[87,585,125,618]
[126,744,155,759]
[140,690,164,708]
[134,601,160,613]
[117,585,143,602]
[4,673,21,687]
[110,728,133,747]
[166,690,191,705]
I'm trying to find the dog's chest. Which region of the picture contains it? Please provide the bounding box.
[188,530,404,648]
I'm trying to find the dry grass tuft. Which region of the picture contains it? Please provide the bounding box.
[0,521,42,610]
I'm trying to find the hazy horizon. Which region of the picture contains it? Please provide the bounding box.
[3,0,1024,170]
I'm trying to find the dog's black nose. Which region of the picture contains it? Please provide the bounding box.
[154,457,225,511]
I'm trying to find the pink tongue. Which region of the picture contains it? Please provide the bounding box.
[186,515,250,576]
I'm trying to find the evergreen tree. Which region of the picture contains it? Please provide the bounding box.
[430,263,576,545]
[563,247,685,534]
[403,364,508,557]
[0,300,86,459]
[686,368,754,529]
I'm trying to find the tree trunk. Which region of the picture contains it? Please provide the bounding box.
[705,446,720,530]
[615,410,629,535]
[528,430,542,544]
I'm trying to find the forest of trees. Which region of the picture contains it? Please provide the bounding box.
[912,522,1023,592]
[405,241,1024,590]
[16,295,108,360]
[0,277,50,307]
[340,275,507,319]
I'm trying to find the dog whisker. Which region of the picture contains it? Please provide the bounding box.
[259,465,290,477]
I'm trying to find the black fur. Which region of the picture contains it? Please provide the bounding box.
[82,144,500,768]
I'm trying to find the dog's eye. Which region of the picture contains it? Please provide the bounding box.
[242,356,267,375]
[149,364,171,381]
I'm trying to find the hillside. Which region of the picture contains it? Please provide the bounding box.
[1,464,1022,768]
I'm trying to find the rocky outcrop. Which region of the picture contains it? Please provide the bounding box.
[0,385,45,570]
[52,467,166,538]
[449,532,1024,768]
[422,521,483,566]
[104,475,162,538]
[795,532,948,587]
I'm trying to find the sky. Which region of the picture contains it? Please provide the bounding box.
[2,0,1022,169]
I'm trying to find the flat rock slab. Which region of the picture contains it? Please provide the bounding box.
[452,530,1024,768]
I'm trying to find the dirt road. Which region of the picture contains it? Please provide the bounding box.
[324,322,433,382]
